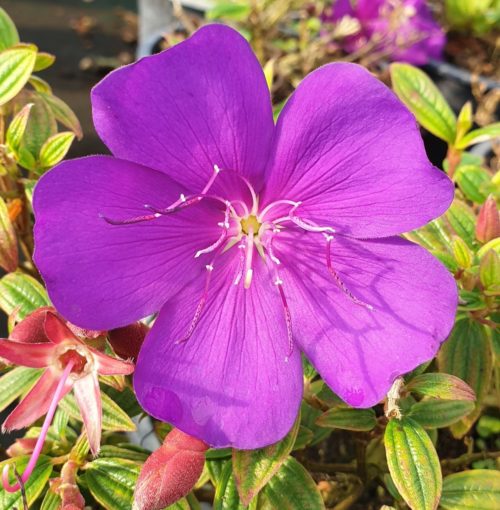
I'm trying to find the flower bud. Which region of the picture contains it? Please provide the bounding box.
[476,196,500,243]
[108,322,149,361]
[6,437,38,457]
[133,428,208,510]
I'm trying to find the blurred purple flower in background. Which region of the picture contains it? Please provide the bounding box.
[33,25,457,449]
[326,0,446,64]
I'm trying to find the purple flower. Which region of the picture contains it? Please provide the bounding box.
[33,25,457,448]
[327,0,446,65]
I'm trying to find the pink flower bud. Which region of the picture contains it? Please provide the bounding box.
[476,196,500,243]
[6,438,38,457]
[133,428,208,510]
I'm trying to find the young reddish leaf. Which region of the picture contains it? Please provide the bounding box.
[108,322,149,361]
[133,428,208,510]
[405,373,475,401]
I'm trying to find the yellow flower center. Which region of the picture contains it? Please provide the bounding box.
[240,215,261,236]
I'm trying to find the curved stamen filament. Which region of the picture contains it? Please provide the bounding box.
[258,200,300,222]
[325,235,373,311]
[2,360,75,493]
[195,202,231,258]
[215,166,259,216]
[176,263,214,344]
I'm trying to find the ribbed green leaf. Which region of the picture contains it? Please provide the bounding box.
[29,75,52,94]
[408,400,475,429]
[440,470,500,510]
[0,366,43,414]
[390,63,456,143]
[316,406,377,431]
[21,93,57,164]
[0,196,18,272]
[405,373,475,401]
[6,102,33,153]
[99,444,150,463]
[39,92,83,139]
[0,44,37,105]
[59,389,136,432]
[0,455,53,509]
[0,271,50,319]
[33,52,55,72]
[85,457,139,510]
[233,414,300,505]
[455,165,491,204]
[0,8,19,50]
[385,417,442,510]
[479,249,500,295]
[40,486,62,510]
[438,318,493,437]
[446,200,476,249]
[214,461,247,510]
[456,122,500,149]
[38,131,75,170]
[455,102,473,143]
[257,457,325,510]
[451,236,473,269]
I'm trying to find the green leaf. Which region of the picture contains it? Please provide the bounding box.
[479,249,500,294]
[456,122,500,149]
[85,457,139,510]
[451,236,473,269]
[232,414,300,505]
[99,444,150,463]
[478,237,500,259]
[29,75,52,94]
[38,131,75,170]
[440,470,500,510]
[214,461,247,510]
[0,196,18,272]
[6,102,33,154]
[384,417,442,510]
[33,52,55,72]
[408,399,475,428]
[0,271,50,319]
[257,457,325,510]
[0,455,53,509]
[0,8,19,51]
[59,389,136,432]
[22,178,36,206]
[39,92,83,139]
[40,486,62,510]
[0,366,43,413]
[455,101,473,143]
[438,318,493,437]
[21,92,57,163]
[316,406,377,431]
[207,2,252,21]
[0,44,37,105]
[446,199,476,249]
[405,373,475,401]
[300,402,331,445]
[390,63,456,144]
[455,164,491,204]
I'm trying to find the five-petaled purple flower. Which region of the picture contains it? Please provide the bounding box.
[326,0,445,65]
[33,25,457,449]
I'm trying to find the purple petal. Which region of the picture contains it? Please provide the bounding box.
[34,156,223,330]
[262,63,453,238]
[92,24,274,193]
[134,251,302,449]
[73,373,102,455]
[3,368,72,431]
[274,231,457,407]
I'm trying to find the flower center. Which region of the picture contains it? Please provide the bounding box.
[56,347,91,376]
[240,215,261,236]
